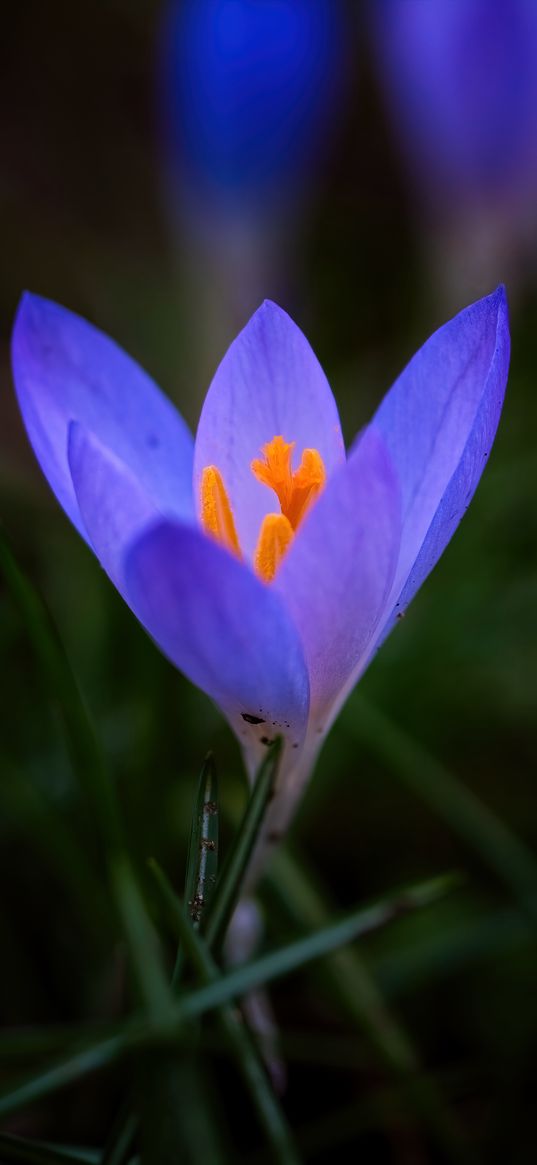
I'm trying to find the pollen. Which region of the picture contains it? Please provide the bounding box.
[251,435,326,530]
[254,513,294,583]
[200,465,242,558]
[200,435,325,583]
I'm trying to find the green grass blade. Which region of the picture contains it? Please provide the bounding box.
[373,903,535,997]
[136,1050,226,1165]
[0,529,171,1017]
[148,859,301,1165]
[267,850,472,1164]
[0,759,105,940]
[176,874,458,1018]
[184,753,219,929]
[0,1134,98,1164]
[109,858,171,1020]
[345,696,537,922]
[0,876,457,1121]
[0,1034,127,1119]
[204,738,282,951]
[0,1023,121,1061]
[101,1103,138,1165]
[102,755,219,1164]
[0,527,120,855]
[267,848,422,1069]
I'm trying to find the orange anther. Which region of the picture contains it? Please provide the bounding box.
[200,465,242,558]
[200,435,325,582]
[254,513,294,583]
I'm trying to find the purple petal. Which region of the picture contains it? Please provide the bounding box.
[374,286,510,629]
[275,427,400,728]
[125,520,310,764]
[11,293,194,541]
[369,0,537,204]
[193,301,345,559]
[68,423,160,594]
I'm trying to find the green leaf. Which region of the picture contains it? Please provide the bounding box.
[204,738,282,952]
[101,754,220,1164]
[148,859,301,1165]
[0,874,457,1121]
[373,902,535,997]
[0,1134,99,1164]
[0,528,171,1018]
[136,1052,226,1165]
[0,1033,128,1119]
[0,1023,119,1061]
[345,696,537,923]
[109,857,171,1020]
[184,753,219,930]
[101,1103,138,1165]
[0,759,105,940]
[0,527,120,856]
[176,872,459,1019]
[266,849,472,1165]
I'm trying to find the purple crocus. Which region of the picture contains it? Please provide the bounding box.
[369,0,537,218]
[11,289,509,867]
[159,0,346,222]
[157,0,348,350]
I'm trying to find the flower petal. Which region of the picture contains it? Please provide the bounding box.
[125,520,310,767]
[70,424,309,770]
[275,426,400,729]
[11,293,194,540]
[369,0,537,203]
[373,286,510,629]
[193,300,345,559]
[67,423,160,594]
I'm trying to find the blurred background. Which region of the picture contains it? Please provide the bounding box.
[1,1,537,1161]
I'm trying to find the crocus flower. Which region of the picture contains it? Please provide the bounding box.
[158,0,346,223]
[11,289,509,871]
[157,0,348,357]
[369,0,537,216]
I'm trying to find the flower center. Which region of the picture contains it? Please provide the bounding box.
[200,434,326,583]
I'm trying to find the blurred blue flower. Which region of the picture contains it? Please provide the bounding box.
[370,0,537,212]
[158,0,346,221]
[11,289,509,855]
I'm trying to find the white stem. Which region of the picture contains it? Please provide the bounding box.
[244,734,322,891]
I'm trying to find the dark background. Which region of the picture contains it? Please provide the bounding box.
[1,2,536,1161]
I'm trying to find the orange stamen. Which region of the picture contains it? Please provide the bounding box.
[200,465,242,558]
[251,435,326,530]
[286,447,326,528]
[251,435,295,515]
[200,435,325,583]
[254,513,294,584]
